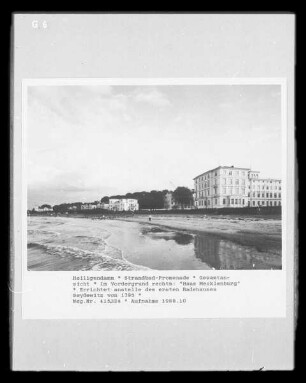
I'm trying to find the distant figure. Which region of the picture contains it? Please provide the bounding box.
[149,215,152,222]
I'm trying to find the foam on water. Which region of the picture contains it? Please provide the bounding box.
[27,216,147,271]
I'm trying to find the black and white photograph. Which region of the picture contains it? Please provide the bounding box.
[12,13,295,371]
[26,82,283,271]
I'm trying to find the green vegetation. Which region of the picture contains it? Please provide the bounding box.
[103,189,171,210]
[172,187,194,208]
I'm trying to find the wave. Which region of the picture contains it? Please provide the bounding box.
[27,242,148,271]
[28,229,61,236]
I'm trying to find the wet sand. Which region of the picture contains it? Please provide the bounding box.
[28,215,282,270]
[118,214,282,255]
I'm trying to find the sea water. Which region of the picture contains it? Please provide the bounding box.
[27,216,281,271]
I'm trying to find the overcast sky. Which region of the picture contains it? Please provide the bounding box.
[27,84,282,208]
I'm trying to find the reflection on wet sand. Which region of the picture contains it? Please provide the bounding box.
[143,226,281,270]
[28,217,281,271]
[194,234,281,270]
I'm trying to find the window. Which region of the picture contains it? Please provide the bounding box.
[253,201,255,206]
[231,199,234,204]
[262,201,265,206]
[208,200,210,205]
[279,193,281,198]
[270,193,272,198]
[242,199,245,205]
[222,178,226,185]
[257,193,260,198]
[229,171,232,176]
[238,199,241,204]
[229,178,233,185]
[235,179,239,185]
[279,201,281,206]
[215,198,217,204]
[242,179,245,185]
[262,193,264,198]
[274,193,277,198]
[223,199,226,205]
[215,172,217,176]
[266,193,269,198]
[253,192,255,197]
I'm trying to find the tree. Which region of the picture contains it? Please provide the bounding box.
[172,187,193,207]
[40,204,52,209]
[101,196,109,203]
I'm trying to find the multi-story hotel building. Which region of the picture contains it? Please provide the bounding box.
[248,173,282,207]
[108,198,139,211]
[193,166,281,208]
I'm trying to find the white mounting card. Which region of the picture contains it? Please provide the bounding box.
[12,13,296,371]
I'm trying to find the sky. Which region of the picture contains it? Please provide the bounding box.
[27,84,282,209]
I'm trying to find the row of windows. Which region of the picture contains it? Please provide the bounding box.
[221,178,246,185]
[222,170,247,177]
[226,198,245,205]
[197,182,281,191]
[198,199,282,207]
[198,187,249,198]
[198,190,282,199]
[251,179,281,184]
[197,178,246,189]
[198,198,246,206]
[253,201,281,206]
[251,185,282,191]
[251,192,281,198]
[196,169,248,182]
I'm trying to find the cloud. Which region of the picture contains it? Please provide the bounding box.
[28,85,114,126]
[132,88,171,107]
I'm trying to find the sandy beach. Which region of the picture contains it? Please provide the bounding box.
[117,214,282,255]
[28,214,282,270]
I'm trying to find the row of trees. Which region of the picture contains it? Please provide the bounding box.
[52,202,84,213]
[101,187,194,210]
[45,187,194,213]
[103,190,169,210]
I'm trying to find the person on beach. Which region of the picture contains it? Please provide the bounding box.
[149,215,152,222]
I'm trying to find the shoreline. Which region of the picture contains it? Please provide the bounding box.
[116,215,282,255]
[29,213,281,255]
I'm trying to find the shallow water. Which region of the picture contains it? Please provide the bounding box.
[27,216,281,271]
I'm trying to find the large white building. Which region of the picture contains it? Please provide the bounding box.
[108,198,139,211]
[34,206,53,212]
[193,166,281,208]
